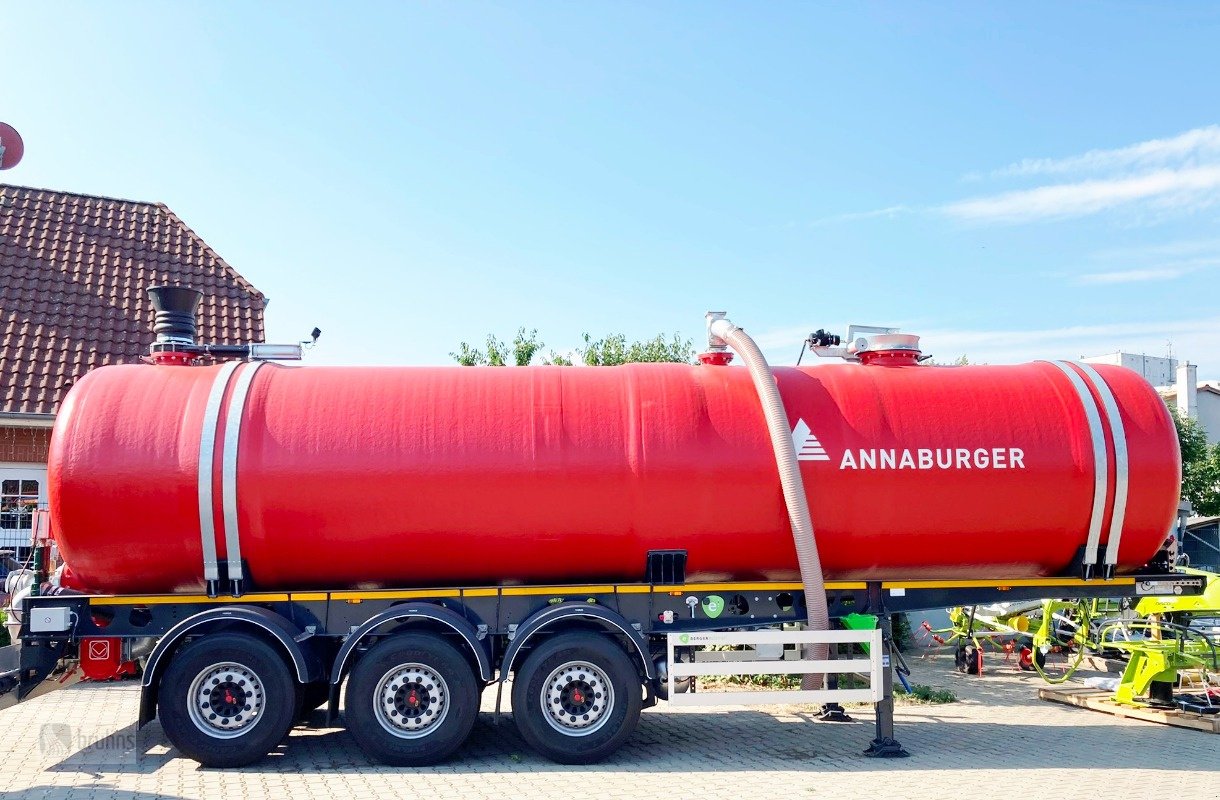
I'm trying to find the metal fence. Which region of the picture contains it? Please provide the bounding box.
[665,628,884,706]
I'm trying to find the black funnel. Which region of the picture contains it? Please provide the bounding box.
[147,285,202,344]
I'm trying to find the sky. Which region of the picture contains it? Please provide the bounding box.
[2,3,1219,378]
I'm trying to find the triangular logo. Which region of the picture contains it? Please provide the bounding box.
[792,418,830,461]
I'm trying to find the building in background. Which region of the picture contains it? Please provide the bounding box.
[1082,352,1220,445]
[1182,516,1220,573]
[1081,351,1180,388]
[1162,376,1220,446]
[0,184,265,558]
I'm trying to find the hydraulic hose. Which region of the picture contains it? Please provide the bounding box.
[707,317,831,688]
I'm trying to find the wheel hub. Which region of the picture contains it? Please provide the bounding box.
[374,664,450,739]
[541,661,614,736]
[187,662,265,739]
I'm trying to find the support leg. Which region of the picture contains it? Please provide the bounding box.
[865,590,909,758]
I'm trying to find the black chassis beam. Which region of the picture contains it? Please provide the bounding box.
[19,572,1201,655]
[14,573,1201,758]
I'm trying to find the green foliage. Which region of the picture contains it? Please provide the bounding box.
[891,613,914,652]
[1173,409,1220,516]
[699,674,955,704]
[710,673,800,690]
[449,328,544,367]
[894,683,957,704]
[450,341,485,366]
[451,330,695,367]
[922,354,974,366]
[577,332,695,366]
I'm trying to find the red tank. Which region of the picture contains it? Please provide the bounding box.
[47,359,1180,594]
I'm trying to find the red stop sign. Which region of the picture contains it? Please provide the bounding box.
[0,123,25,170]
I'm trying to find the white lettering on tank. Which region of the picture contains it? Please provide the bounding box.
[796,422,1029,471]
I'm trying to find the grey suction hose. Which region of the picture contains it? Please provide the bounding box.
[707,317,831,688]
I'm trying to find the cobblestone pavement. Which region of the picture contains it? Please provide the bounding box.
[1,653,1217,800]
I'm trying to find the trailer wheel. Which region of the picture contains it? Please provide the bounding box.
[344,633,478,766]
[158,633,297,768]
[511,632,642,764]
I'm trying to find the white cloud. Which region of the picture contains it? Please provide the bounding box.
[918,317,1220,378]
[802,126,1220,227]
[1076,267,1191,285]
[941,165,1220,223]
[991,125,1220,178]
[805,205,912,227]
[1073,257,1220,285]
[1088,238,1220,261]
[750,324,822,351]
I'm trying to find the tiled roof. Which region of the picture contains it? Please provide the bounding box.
[0,184,265,416]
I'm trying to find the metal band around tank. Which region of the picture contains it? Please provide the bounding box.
[1043,361,1109,572]
[1073,362,1130,569]
[198,361,243,584]
[222,361,267,588]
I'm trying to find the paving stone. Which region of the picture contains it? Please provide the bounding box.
[0,654,1216,800]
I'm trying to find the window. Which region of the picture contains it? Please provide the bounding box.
[0,479,39,530]
[0,471,45,554]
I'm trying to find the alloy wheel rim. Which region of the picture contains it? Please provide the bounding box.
[373,662,450,739]
[540,660,614,736]
[186,661,266,739]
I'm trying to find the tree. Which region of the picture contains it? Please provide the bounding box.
[577,332,695,366]
[1173,409,1220,516]
[452,330,695,367]
[922,355,974,366]
[450,328,544,367]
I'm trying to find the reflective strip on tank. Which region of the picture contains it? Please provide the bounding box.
[1043,360,1109,571]
[197,361,243,583]
[1074,362,1130,569]
[222,361,267,585]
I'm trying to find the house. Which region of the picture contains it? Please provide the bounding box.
[1161,378,1220,446]
[0,184,265,558]
[1082,352,1220,444]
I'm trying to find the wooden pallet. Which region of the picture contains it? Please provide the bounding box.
[1039,685,1220,733]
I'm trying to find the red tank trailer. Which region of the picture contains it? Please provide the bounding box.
[48,355,1179,594]
[7,289,1193,772]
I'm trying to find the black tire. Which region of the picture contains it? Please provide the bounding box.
[344,633,479,766]
[158,633,298,768]
[955,643,981,675]
[511,632,642,765]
